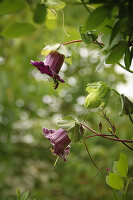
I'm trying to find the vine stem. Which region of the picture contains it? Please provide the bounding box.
[62,39,103,46]
[79,122,133,144]
[83,138,100,171]
[99,109,133,151]
[62,40,133,74]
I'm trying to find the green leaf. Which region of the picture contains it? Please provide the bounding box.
[33,3,47,24]
[79,27,98,45]
[120,94,133,115]
[117,153,128,177]
[105,41,127,64]
[57,116,76,131]
[0,0,26,15]
[110,20,123,45]
[82,6,111,32]
[47,0,65,10]
[124,47,132,70]
[68,123,83,143]
[1,23,36,38]
[106,173,124,190]
[21,191,29,200]
[113,161,118,174]
[85,81,111,109]
[17,189,21,200]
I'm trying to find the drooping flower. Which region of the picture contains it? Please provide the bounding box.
[31,51,65,89]
[42,128,71,162]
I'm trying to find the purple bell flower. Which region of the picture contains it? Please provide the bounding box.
[31,51,65,89]
[42,128,71,162]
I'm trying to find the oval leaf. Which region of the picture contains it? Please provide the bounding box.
[21,190,29,200]
[1,23,36,38]
[124,47,132,70]
[68,123,83,143]
[33,3,47,24]
[106,173,124,190]
[57,116,76,131]
[117,153,128,177]
[106,41,127,64]
[82,6,110,32]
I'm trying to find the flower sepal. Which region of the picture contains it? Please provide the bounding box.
[57,115,84,143]
[41,43,72,64]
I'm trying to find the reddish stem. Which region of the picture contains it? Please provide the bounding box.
[62,39,103,46]
[80,123,133,143]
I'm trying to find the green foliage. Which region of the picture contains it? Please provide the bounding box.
[79,28,98,45]
[105,41,127,64]
[57,115,76,131]
[1,23,36,38]
[0,0,27,15]
[106,152,132,199]
[17,189,29,200]
[33,3,47,24]
[57,116,82,142]
[85,81,111,109]
[106,173,124,190]
[117,153,128,177]
[120,94,133,115]
[124,47,132,70]
[82,5,111,32]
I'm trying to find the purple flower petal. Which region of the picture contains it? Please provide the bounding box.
[42,127,71,162]
[31,51,65,89]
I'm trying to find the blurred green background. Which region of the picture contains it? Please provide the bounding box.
[0,0,133,199]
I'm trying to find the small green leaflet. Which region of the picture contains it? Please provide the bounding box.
[21,191,29,200]
[85,81,111,109]
[120,94,133,115]
[1,23,36,38]
[57,116,76,131]
[117,153,128,177]
[82,6,111,32]
[68,123,83,143]
[124,46,132,70]
[106,173,124,190]
[105,41,127,64]
[79,27,98,45]
[57,116,83,143]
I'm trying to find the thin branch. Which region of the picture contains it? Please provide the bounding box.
[116,62,133,74]
[83,138,100,171]
[83,134,114,139]
[62,39,103,46]
[99,109,133,151]
[80,122,133,144]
